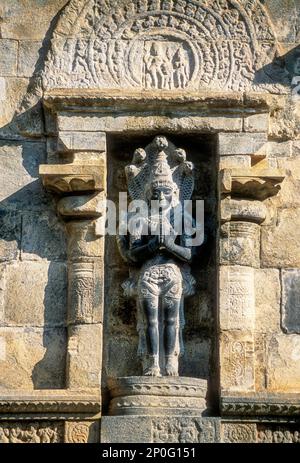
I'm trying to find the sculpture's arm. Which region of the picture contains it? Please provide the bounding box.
[160,236,192,263]
[164,238,192,263]
[128,236,160,264]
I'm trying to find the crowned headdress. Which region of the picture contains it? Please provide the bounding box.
[125,135,194,204]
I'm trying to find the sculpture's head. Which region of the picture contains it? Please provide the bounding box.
[147,178,179,211]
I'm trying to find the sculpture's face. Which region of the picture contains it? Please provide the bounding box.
[150,185,173,211]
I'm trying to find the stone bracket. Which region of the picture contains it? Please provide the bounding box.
[220,167,285,200]
[39,163,105,194]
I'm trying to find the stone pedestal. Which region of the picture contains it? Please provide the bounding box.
[107,376,208,416]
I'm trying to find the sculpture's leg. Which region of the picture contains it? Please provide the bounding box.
[163,296,181,376]
[141,296,160,376]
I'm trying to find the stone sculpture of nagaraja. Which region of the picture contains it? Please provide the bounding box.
[117,136,198,377]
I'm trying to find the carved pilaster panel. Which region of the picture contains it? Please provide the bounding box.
[220,331,255,392]
[220,222,260,268]
[67,324,102,390]
[65,421,99,443]
[68,262,100,325]
[219,266,255,332]
[66,221,104,261]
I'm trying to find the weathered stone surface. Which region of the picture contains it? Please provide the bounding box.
[267,140,293,158]
[17,40,47,78]
[0,78,6,102]
[265,0,298,43]
[67,324,102,389]
[281,269,300,334]
[0,78,30,136]
[58,131,106,152]
[1,261,67,326]
[217,133,267,156]
[106,335,140,379]
[0,327,66,390]
[0,40,18,76]
[181,338,211,380]
[0,141,49,211]
[255,269,281,333]
[219,155,251,169]
[21,212,67,261]
[0,210,21,261]
[266,334,300,392]
[101,416,151,443]
[244,114,269,133]
[57,113,243,133]
[265,165,300,209]
[0,0,68,40]
[261,208,300,267]
[293,140,300,156]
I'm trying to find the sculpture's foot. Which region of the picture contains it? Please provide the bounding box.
[165,356,179,376]
[143,366,161,377]
[143,355,161,377]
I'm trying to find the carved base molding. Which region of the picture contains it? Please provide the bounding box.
[221,394,300,417]
[0,390,101,425]
[101,416,220,443]
[107,376,208,416]
[101,416,300,443]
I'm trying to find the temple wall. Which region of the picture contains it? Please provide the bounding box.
[0,0,299,443]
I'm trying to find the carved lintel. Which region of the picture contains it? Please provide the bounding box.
[220,167,285,200]
[39,163,105,194]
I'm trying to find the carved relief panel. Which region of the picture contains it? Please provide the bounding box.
[42,0,284,92]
